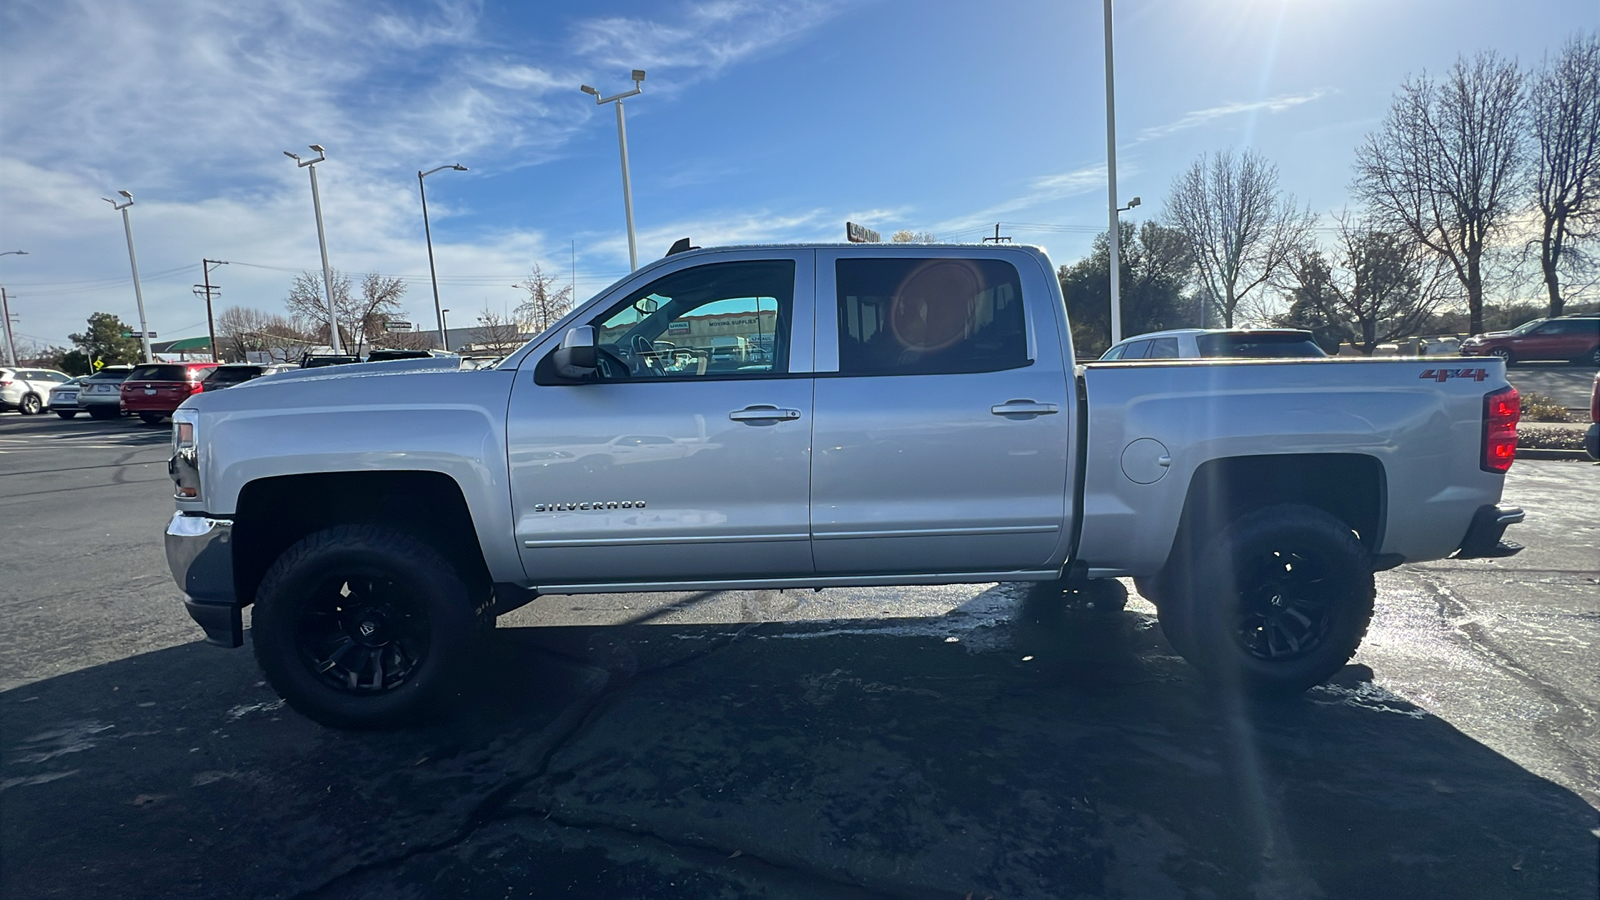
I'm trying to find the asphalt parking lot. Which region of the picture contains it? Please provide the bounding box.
[1,412,1597,899]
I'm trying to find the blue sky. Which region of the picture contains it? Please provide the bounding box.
[1,0,1595,349]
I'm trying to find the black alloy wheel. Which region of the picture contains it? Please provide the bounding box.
[252,525,487,728]
[295,570,431,694]
[1168,504,1374,695]
[1230,547,1337,661]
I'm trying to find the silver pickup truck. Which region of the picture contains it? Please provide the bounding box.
[163,243,1525,728]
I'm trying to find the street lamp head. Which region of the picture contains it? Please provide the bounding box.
[118,190,133,199]
[631,69,646,83]
[1129,196,1142,209]
[580,84,599,96]
[309,144,325,153]
[284,150,300,160]
[452,164,468,172]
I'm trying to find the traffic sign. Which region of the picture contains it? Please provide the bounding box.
[120,331,157,338]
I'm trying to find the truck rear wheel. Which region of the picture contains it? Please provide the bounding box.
[251,525,482,728]
[1167,504,1374,695]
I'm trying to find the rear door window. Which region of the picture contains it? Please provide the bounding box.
[1145,337,1180,359]
[1118,341,1151,360]
[835,257,1027,376]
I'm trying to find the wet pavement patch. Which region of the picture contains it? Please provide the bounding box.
[2,597,1597,899]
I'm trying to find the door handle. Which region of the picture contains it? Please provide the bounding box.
[729,405,802,423]
[990,400,1059,417]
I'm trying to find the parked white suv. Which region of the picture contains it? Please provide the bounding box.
[0,367,72,415]
[1100,328,1327,360]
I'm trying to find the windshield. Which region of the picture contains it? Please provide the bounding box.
[1195,332,1327,359]
[1506,318,1546,335]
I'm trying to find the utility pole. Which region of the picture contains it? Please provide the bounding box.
[981,224,1012,244]
[193,259,227,362]
[0,286,16,366]
[1103,0,1124,345]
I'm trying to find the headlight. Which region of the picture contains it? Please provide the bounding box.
[171,409,201,500]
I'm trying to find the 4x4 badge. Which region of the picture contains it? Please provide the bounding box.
[1419,368,1489,383]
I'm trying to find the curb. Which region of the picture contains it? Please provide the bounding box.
[1516,448,1594,461]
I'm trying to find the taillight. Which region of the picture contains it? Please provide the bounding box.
[1482,386,1519,474]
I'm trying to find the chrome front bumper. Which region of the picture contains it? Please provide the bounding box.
[164,512,242,647]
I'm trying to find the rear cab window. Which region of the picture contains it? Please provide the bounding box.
[834,257,1028,376]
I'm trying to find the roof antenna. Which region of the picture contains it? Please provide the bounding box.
[666,237,698,257]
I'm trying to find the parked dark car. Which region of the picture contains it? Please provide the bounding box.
[1459,313,1600,367]
[365,349,455,362]
[202,363,296,390]
[299,354,361,369]
[77,365,136,420]
[120,362,219,424]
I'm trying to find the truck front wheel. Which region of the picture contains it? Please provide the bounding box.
[1167,504,1374,695]
[251,525,482,728]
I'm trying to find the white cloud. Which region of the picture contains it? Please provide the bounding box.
[1134,90,1331,142]
[570,0,845,89]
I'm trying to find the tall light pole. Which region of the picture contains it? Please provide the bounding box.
[103,192,153,363]
[1103,0,1124,345]
[284,144,343,355]
[418,163,468,351]
[0,250,25,366]
[580,69,646,271]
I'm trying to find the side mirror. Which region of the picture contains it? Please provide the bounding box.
[552,326,598,380]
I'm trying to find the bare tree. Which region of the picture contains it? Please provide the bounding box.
[369,328,436,352]
[1530,33,1600,316]
[1354,51,1526,335]
[1284,213,1456,355]
[216,306,317,362]
[513,263,574,335]
[891,230,937,242]
[1164,149,1315,327]
[283,270,407,356]
[472,308,527,357]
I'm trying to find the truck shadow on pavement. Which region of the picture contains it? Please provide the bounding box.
[3,587,1597,900]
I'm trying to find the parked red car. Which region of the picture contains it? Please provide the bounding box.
[120,362,219,424]
[1458,313,1600,367]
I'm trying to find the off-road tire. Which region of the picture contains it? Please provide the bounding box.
[1164,504,1374,695]
[251,525,485,729]
[19,393,41,415]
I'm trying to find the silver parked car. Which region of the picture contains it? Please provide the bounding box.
[0,367,73,415]
[47,376,89,418]
[77,365,136,420]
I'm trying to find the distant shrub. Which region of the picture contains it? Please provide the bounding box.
[1520,391,1574,422]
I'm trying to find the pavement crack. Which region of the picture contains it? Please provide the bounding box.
[291,625,759,899]
[495,804,921,900]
